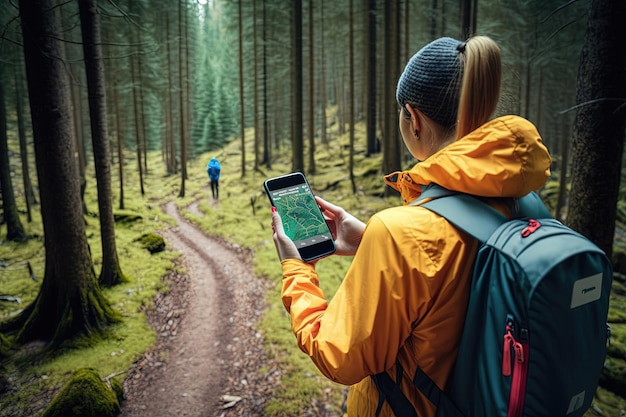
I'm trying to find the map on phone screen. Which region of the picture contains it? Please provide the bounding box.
[270,184,330,243]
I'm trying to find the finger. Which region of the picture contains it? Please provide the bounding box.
[272,209,293,247]
[271,208,302,261]
[315,196,337,222]
[271,207,285,237]
[315,196,341,213]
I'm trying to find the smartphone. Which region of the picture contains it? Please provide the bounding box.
[264,172,336,262]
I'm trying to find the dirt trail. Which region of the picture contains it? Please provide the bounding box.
[119,200,276,417]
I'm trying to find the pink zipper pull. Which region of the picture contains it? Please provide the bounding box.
[521,219,541,237]
[513,342,524,363]
[503,332,513,376]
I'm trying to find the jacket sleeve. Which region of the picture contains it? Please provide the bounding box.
[281,214,436,385]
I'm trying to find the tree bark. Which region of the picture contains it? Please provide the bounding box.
[78,0,127,287]
[238,0,246,177]
[291,0,304,173]
[3,0,119,347]
[460,0,477,39]
[319,0,328,146]
[261,0,270,167]
[0,77,28,242]
[567,0,626,257]
[113,80,125,210]
[15,72,37,223]
[179,0,188,196]
[382,0,401,196]
[365,0,377,156]
[348,0,356,194]
[307,0,316,175]
[253,0,260,171]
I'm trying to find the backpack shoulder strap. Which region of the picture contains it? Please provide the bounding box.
[412,184,506,242]
[412,184,552,242]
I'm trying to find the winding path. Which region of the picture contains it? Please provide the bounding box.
[119,200,274,417]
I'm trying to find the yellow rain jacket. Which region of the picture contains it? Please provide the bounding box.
[280,115,552,417]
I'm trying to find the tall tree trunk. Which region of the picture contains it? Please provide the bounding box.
[71,70,88,215]
[320,0,328,146]
[365,0,377,155]
[253,0,260,171]
[78,0,126,287]
[178,0,188,197]
[292,0,304,173]
[113,80,125,210]
[238,0,246,177]
[382,0,401,196]
[460,0,477,38]
[166,16,176,175]
[307,0,316,175]
[184,8,192,160]
[567,0,626,257]
[348,0,356,194]
[0,77,28,242]
[3,0,119,347]
[261,0,270,167]
[130,48,145,196]
[15,72,37,222]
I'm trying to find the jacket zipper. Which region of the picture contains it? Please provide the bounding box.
[502,315,529,417]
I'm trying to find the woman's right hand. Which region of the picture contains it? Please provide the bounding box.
[315,196,366,256]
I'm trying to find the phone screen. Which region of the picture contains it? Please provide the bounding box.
[265,173,336,261]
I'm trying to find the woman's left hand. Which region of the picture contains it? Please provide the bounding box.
[271,207,302,262]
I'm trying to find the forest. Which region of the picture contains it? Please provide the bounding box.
[1,0,626,415]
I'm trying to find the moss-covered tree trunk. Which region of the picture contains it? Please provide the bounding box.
[78,0,127,288]
[1,0,119,346]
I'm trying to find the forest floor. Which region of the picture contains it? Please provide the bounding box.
[118,198,282,417]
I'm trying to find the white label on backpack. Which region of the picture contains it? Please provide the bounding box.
[570,273,603,309]
[566,391,586,414]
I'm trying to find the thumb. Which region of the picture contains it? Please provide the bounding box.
[271,207,301,261]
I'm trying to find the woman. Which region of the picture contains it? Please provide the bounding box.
[271,35,551,417]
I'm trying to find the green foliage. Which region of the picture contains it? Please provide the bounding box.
[40,368,121,417]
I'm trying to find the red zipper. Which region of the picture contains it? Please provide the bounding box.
[503,317,529,417]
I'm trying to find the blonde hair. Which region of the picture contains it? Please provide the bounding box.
[456,36,502,140]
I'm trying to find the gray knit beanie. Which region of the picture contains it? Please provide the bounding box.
[396,37,464,128]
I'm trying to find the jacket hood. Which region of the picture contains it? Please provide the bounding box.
[385,115,552,205]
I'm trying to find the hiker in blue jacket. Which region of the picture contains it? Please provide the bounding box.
[207,157,221,200]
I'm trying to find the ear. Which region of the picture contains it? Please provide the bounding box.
[404,104,422,132]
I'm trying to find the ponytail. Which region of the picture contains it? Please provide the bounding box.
[456,36,502,139]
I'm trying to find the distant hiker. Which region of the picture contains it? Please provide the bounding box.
[207,157,221,200]
[270,36,554,416]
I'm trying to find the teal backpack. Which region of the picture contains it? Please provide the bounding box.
[372,184,613,417]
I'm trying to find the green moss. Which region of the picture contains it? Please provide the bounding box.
[41,367,120,417]
[585,387,626,417]
[111,377,124,404]
[113,211,144,225]
[0,332,10,358]
[600,356,626,399]
[134,233,166,254]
